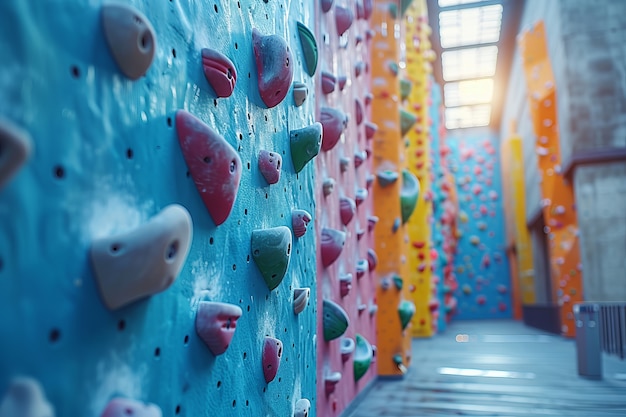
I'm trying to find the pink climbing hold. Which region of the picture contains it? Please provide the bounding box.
[356,0,374,20]
[339,273,353,298]
[354,61,366,77]
[367,248,378,272]
[354,150,366,168]
[321,0,335,13]
[335,6,354,36]
[355,188,368,206]
[325,372,341,396]
[355,99,364,125]
[262,337,283,383]
[322,71,337,94]
[252,28,294,108]
[201,48,237,98]
[481,253,491,269]
[340,197,357,226]
[355,259,368,279]
[364,121,377,140]
[477,295,487,306]
[364,92,373,106]
[195,301,242,356]
[258,150,282,184]
[176,110,241,225]
[337,75,348,91]
[292,209,312,238]
[321,228,346,267]
[101,398,162,417]
[319,107,348,152]
[367,215,379,232]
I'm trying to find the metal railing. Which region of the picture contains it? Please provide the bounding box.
[599,303,626,360]
[574,302,626,379]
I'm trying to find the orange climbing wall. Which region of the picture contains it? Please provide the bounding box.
[519,21,583,337]
[404,0,434,338]
[372,0,412,377]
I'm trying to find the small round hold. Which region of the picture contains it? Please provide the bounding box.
[101,4,157,80]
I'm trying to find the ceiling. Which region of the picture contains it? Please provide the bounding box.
[427,0,526,131]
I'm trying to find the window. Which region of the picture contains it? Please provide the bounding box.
[444,79,494,107]
[439,5,503,48]
[442,46,498,81]
[438,2,503,129]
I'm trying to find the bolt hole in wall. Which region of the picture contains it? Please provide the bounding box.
[0,0,317,415]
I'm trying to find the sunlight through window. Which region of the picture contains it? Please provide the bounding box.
[438,2,503,129]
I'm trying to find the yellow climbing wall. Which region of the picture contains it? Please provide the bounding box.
[372,0,412,376]
[501,124,536,319]
[519,21,582,337]
[404,0,433,338]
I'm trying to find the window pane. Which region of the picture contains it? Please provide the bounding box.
[439,5,503,48]
[444,79,494,107]
[445,105,492,129]
[442,46,498,81]
[438,0,486,6]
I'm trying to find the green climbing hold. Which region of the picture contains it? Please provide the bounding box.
[389,3,398,19]
[387,61,399,76]
[400,109,418,136]
[400,79,412,101]
[290,122,322,173]
[392,354,403,366]
[393,275,403,291]
[377,169,399,187]
[400,169,420,224]
[323,299,350,341]
[398,300,415,330]
[353,334,373,382]
[297,22,318,77]
[251,226,292,290]
[400,0,414,16]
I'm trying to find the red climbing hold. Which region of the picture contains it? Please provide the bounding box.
[176,110,241,225]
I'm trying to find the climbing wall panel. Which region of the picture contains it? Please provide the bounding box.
[447,131,512,320]
[519,21,583,337]
[371,0,413,377]
[403,0,434,338]
[428,82,457,332]
[0,1,318,415]
[314,1,378,416]
[501,126,537,318]
[448,130,512,319]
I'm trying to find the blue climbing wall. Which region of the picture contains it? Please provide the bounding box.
[0,1,318,415]
[446,130,512,320]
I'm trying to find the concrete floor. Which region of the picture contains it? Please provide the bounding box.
[345,320,626,416]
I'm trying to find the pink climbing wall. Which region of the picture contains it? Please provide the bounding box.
[315,2,378,416]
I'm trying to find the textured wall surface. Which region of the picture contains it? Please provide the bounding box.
[559,0,626,162]
[499,0,563,224]
[314,2,378,416]
[0,1,318,415]
[575,161,626,302]
[447,130,512,320]
[404,0,435,338]
[557,0,626,304]
[518,21,583,336]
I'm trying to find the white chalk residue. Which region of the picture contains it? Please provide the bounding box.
[189,257,222,316]
[260,308,277,339]
[82,182,153,241]
[291,374,302,412]
[89,354,147,415]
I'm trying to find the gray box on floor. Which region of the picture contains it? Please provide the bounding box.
[574,303,603,379]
